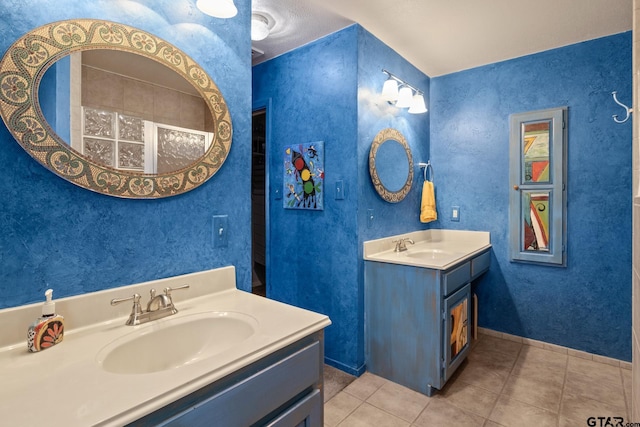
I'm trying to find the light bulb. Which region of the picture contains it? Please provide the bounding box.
[408,93,428,114]
[196,0,238,18]
[381,78,399,103]
[251,13,270,41]
[395,86,413,108]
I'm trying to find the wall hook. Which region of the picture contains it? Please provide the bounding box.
[612,91,633,124]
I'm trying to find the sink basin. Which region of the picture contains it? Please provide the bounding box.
[96,312,258,374]
[405,249,463,260]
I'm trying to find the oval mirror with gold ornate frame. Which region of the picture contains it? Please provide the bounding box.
[369,128,413,203]
[0,19,232,198]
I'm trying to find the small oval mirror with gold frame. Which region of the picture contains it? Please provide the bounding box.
[369,128,414,203]
[0,19,232,198]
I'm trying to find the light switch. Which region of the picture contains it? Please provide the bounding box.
[451,206,460,222]
[213,215,228,247]
[335,180,345,200]
[367,209,374,228]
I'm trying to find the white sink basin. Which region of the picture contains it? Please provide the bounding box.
[405,249,464,260]
[96,312,258,374]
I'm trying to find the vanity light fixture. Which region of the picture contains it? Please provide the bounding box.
[381,69,428,114]
[196,0,238,18]
[251,13,271,41]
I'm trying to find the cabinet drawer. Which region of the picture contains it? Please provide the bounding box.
[442,262,470,296]
[265,389,322,427]
[160,341,321,427]
[471,250,491,280]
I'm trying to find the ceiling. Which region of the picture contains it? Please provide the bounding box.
[250,0,633,77]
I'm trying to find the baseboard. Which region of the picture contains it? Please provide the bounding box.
[324,356,366,377]
[477,327,632,370]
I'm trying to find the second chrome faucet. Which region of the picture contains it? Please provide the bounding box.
[393,238,415,252]
[111,284,190,326]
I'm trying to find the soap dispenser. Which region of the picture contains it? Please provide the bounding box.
[27,289,64,352]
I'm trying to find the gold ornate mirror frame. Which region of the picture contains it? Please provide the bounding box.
[0,19,232,198]
[369,128,414,203]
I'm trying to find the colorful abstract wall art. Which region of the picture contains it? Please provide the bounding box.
[522,121,551,252]
[283,142,324,210]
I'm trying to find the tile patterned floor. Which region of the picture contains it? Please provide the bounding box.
[324,333,632,427]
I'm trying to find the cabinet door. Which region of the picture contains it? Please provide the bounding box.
[443,283,471,382]
[509,107,567,266]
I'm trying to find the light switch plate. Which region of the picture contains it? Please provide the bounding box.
[451,206,460,222]
[213,215,228,247]
[367,209,374,228]
[335,180,345,200]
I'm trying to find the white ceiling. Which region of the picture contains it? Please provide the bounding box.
[251,0,633,77]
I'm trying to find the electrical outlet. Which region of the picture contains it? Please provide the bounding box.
[451,206,460,222]
[213,215,228,247]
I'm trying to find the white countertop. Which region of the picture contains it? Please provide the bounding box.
[0,266,331,426]
[364,229,491,270]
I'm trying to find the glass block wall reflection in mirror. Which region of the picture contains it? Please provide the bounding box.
[156,126,207,175]
[82,107,211,174]
[83,107,145,171]
[84,137,114,166]
[522,121,551,184]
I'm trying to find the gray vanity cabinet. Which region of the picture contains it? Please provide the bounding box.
[365,250,490,396]
[129,332,324,427]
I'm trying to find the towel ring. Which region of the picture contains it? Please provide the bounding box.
[418,161,434,182]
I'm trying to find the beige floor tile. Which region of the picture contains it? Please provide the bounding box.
[560,391,628,422]
[517,344,568,369]
[564,370,626,409]
[473,335,523,358]
[483,421,504,427]
[558,416,585,427]
[501,373,563,413]
[468,347,519,372]
[337,402,409,427]
[324,365,356,402]
[343,372,387,401]
[567,356,623,386]
[454,359,510,393]
[413,399,485,427]
[365,380,430,423]
[435,377,499,418]
[324,392,362,427]
[489,395,558,427]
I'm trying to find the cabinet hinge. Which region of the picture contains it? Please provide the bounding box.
[442,311,446,321]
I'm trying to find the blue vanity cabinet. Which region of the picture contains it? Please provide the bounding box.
[365,250,490,396]
[129,331,325,427]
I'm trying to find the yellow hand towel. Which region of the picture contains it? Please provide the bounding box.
[420,181,437,223]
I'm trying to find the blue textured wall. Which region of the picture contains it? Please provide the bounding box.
[0,0,252,308]
[252,26,431,374]
[430,33,632,360]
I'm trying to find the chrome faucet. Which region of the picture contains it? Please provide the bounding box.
[111,284,190,325]
[393,238,415,252]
